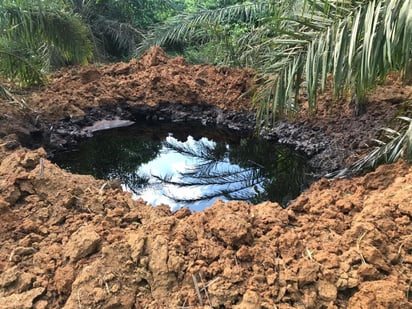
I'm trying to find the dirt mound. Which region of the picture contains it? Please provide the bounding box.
[1,138,412,308]
[28,46,253,121]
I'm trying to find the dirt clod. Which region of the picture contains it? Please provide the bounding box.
[64,225,101,262]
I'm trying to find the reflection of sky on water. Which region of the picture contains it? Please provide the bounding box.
[124,135,262,211]
[52,122,313,210]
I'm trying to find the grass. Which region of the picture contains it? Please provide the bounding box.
[356,231,368,265]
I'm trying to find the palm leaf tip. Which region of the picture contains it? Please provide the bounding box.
[0,2,93,85]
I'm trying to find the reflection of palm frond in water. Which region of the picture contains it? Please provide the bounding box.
[152,166,263,187]
[163,138,230,180]
[154,167,265,203]
[160,135,314,205]
[163,139,221,161]
[158,137,267,202]
[329,116,412,178]
[110,171,150,195]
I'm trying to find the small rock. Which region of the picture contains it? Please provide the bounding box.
[357,263,381,281]
[297,261,320,287]
[0,198,9,213]
[0,266,19,288]
[398,203,412,216]
[0,287,45,309]
[236,245,253,262]
[3,139,20,151]
[21,149,46,170]
[80,69,101,84]
[10,247,36,262]
[362,245,390,272]
[173,207,191,219]
[317,280,337,302]
[233,290,261,309]
[54,265,75,295]
[64,225,101,262]
[33,300,48,309]
[348,280,409,308]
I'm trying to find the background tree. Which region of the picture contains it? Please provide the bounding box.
[0,0,176,98]
[0,0,93,99]
[63,0,177,60]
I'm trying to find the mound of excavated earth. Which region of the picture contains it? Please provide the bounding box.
[1,46,412,308]
[1,139,412,308]
[30,46,254,121]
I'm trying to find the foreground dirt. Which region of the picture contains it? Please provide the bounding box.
[1,139,412,308]
[1,47,412,308]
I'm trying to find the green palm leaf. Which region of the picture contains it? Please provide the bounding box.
[253,0,412,124]
[329,116,412,177]
[137,2,277,54]
[0,1,93,86]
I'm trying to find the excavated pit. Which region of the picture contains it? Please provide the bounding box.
[51,121,314,210]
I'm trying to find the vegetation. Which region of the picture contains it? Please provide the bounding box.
[330,115,412,177]
[0,0,94,100]
[141,0,412,122]
[63,0,177,60]
[0,0,176,95]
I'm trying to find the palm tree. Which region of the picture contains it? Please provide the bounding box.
[328,116,412,177]
[140,0,412,121]
[137,2,275,63]
[0,0,93,99]
[0,0,178,96]
[63,0,175,60]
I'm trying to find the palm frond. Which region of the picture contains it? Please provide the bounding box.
[92,15,144,56]
[0,1,93,85]
[254,0,412,124]
[137,2,277,54]
[0,83,14,100]
[1,3,93,65]
[328,116,412,177]
[0,38,44,85]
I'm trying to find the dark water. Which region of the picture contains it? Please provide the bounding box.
[52,122,313,211]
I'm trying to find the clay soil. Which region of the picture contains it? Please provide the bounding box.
[1,47,412,308]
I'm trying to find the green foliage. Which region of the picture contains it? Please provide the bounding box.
[64,0,177,59]
[184,0,246,12]
[0,39,44,85]
[0,0,178,91]
[0,0,93,87]
[140,0,412,125]
[137,2,274,56]
[246,0,412,123]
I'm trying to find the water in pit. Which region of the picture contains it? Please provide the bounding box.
[52,122,313,211]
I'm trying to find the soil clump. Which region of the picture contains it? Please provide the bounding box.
[1,47,412,308]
